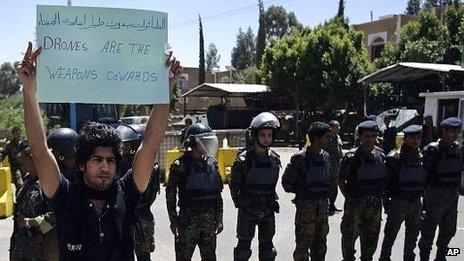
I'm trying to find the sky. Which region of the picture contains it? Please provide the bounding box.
[0,0,407,69]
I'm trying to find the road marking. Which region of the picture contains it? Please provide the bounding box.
[457,227,464,230]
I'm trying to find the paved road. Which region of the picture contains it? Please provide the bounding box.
[1,147,463,260]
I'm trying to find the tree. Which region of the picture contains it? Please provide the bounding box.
[406,0,422,15]
[337,0,345,17]
[444,3,464,63]
[199,15,205,85]
[0,62,20,97]
[261,20,371,141]
[0,94,51,135]
[231,27,256,70]
[264,5,303,41]
[233,66,260,84]
[206,43,220,71]
[256,0,266,68]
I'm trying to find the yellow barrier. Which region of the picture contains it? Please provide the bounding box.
[164,148,239,184]
[217,148,238,183]
[1,155,10,168]
[164,149,183,184]
[0,167,14,218]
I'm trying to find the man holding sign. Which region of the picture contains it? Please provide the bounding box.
[17,39,182,261]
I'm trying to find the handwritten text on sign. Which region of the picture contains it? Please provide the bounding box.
[36,5,168,104]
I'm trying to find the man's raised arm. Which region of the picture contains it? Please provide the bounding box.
[18,42,60,198]
[132,54,182,193]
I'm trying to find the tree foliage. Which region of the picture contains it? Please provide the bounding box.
[231,27,256,70]
[0,94,51,135]
[264,5,303,42]
[406,0,422,15]
[375,11,448,67]
[256,0,266,67]
[206,43,220,71]
[199,15,205,85]
[261,19,371,115]
[0,62,20,98]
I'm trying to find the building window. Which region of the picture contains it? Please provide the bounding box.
[371,37,385,61]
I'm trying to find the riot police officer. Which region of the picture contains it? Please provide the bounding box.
[10,140,58,261]
[419,117,462,261]
[116,124,143,178]
[339,120,388,261]
[47,128,78,181]
[117,124,160,261]
[230,112,281,261]
[379,125,426,261]
[282,121,333,261]
[166,123,223,260]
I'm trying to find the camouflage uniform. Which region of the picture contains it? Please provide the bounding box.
[132,163,161,261]
[339,146,387,261]
[419,141,461,261]
[10,174,58,261]
[166,154,223,261]
[229,149,281,261]
[282,148,334,261]
[326,134,343,210]
[1,139,23,191]
[379,146,426,261]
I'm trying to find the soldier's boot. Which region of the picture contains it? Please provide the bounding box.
[234,240,252,261]
[136,253,151,261]
[258,241,276,261]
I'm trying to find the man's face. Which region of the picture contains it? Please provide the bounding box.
[318,132,331,149]
[442,128,460,143]
[12,130,20,142]
[257,129,273,148]
[360,130,378,150]
[404,133,421,150]
[331,123,340,136]
[80,146,117,191]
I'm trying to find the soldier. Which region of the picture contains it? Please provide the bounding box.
[47,127,79,181]
[282,122,333,261]
[327,120,343,215]
[379,125,427,261]
[419,117,462,261]
[10,140,58,261]
[116,124,144,178]
[339,120,388,261]
[1,126,23,192]
[125,124,161,261]
[229,112,281,261]
[166,123,223,261]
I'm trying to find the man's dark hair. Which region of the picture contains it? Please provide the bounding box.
[307,122,331,143]
[75,121,121,166]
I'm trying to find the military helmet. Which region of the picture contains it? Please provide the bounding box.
[47,128,78,154]
[249,112,280,143]
[183,123,218,158]
[129,124,146,138]
[116,124,143,142]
